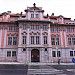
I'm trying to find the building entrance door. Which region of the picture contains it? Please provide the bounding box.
[31,49,40,62]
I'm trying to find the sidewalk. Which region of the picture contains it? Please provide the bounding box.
[0,62,74,65]
[28,62,75,65]
[0,62,24,65]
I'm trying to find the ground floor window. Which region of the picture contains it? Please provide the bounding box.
[70,51,75,57]
[12,51,16,56]
[7,51,16,57]
[57,51,61,57]
[7,51,11,57]
[52,51,61,57]
[52,51,56,57]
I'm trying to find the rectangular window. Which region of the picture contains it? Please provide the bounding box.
[35,14,39,18]
[72,38,75,45]
[57,51,61,57]
[14,27,18,31]
[56,27,58,32]
[67,27,70,32]
[13,37,17,45]
[7,51,11,57]
[51,27,54,32]
[31,14,34,18]
[9,26,12,31]
[23,25,26,30]
[71,28,74,32]
[44,36,47,44]
[31,36,34,44]
[23,36,26,44]
[74,51,75,56]
[56,38,59,45]
[43,25,47,30]
[52,51,56,57]
[8,37,12,45]
[51,38,55,45]
[68,38,71,45]
[30,25,34,30]
[12,51,16,56]
[36,36,39,44]
[70,51,73,56]
[36,25,40,30]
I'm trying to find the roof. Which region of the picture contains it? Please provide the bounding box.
[17,19,52,24]
[44,15,71,20]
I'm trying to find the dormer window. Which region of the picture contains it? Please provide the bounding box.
[35,14,39,18]
[59,17,62,22]
[31,14,34,18]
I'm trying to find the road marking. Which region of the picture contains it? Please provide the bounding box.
[66,69,75,72]
[56,74,67,75]
[28,68,63,75]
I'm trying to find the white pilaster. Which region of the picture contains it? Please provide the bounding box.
[48,24,51,47]
[40,49,44,62]
[27,28,30,46]
[18,25,22,47]
[40,28,43,46]
[60,30,63,47]
[4,28,7,47]
[48,48,52,62]
[26,50,29,63]
[40,49,42,62]
[64,30,67,47]
[0,29,2,48]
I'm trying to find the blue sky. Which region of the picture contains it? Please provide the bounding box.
[0,0,75,20]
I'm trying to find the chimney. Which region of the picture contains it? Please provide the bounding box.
[20,12,23,16]
[51,13,54,16]
[74,19,75,21]
[47,14,49,17]
[7,11,11,14]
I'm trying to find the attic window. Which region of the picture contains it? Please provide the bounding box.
[31,14,34,18]
[59,17,62,22]
[66,23,68,24]
[35,14,39,18]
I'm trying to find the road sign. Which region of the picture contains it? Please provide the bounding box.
[72,58,75,63]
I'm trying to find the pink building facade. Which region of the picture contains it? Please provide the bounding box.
[0,3,75,63]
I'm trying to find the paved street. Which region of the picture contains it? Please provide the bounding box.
[28,65,75,75]
[0,64,75,75]
[0,65,28,75]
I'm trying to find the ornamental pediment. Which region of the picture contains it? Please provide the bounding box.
[29,31,40,35]
[7,33,18,36]
[25,3,44,12]
[21,32,27,35]
[51,34,59,37]
[67,34,75,37]
[42,32,48,35]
